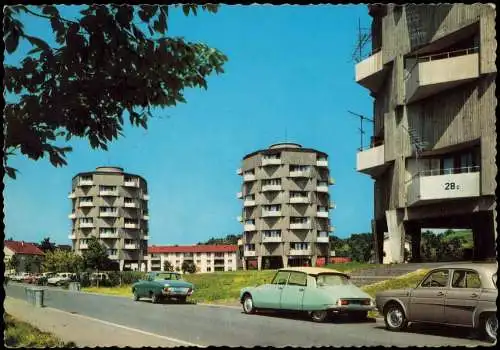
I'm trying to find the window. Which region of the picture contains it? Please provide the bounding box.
[317,206,328,212]
[244,194,255,200]
[263,179,281,186]
[244,170,255,175]
[316,274,351,287]
[290,191,307,198]
[124,239,134,245]
[263,153,280,160]
[264,205,281,212]
[124,218,138,224]
[81,196,93,202]
[207,267,211,272]
[245,244,255,251]
[100,207,117,213]
[318,181,328,187]
[214,252,224,258]
[80,218,93,223]
[272,271,290,285]
[99,185,117,191]
[452,270,481,289]
[107,249,117,255]
[81,176,92,181]
[100,228,116,234]
[228,259,232,263]
[420,270,449,288]
[196,260,201,264]
[288,272,307,286]
[291,242,309,250]
[290,217,309,224]
[245,219,255,225]
[176,253,180,257]
[263,230,281,237]
[290,165,310,172]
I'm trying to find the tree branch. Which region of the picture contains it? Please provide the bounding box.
[21,6,79,24]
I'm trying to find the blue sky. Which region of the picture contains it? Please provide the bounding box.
[4,5,375,245]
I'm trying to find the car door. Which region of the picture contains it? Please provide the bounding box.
[280,271,307,311]
[257,271,290,309]
[408,269,450,323]
[444,269,482,326]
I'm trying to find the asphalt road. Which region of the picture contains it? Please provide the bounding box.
[5,283,489,347]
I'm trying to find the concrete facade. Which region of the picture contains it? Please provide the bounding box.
[355,4,497,263]
[69,166,149,271]
[238,143,333,270]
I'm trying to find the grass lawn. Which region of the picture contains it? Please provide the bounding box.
[4,313,75,348]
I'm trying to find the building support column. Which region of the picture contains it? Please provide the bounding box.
[242,259,247,271]
[405,221,421,262]
[311,255,317,267]
[257,256,262,270]
[472,211,496,261]
[119,260,125,272]
[385,209,405,264]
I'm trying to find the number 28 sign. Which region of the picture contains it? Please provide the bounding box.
[444,182,461,190]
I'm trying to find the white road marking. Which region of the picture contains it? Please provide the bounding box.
[44,306,204,347]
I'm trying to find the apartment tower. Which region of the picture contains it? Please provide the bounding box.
[238,143,334,270]
[69,166,149,271]
[354,4,496,263]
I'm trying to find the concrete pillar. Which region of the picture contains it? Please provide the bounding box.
[472,211,496,261]
[372,219,384,264]
[281,255,288,268]
[242,259,247,271]
[385,209,405,264]
[311,255,317,267]
[404,221,421,262]
[257,256,262,270]
[119,260,125,272]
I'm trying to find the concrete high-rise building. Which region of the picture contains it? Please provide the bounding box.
[237,143,334,270]
[68,166,149,271]
[354,4,496,263]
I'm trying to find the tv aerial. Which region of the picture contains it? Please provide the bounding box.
[348,110,374,152]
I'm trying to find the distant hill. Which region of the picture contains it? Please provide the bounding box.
[441,230,473,248]
[197,234,241,246]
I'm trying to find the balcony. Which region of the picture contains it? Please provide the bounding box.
[124,244,138,249]
[143,214,150,220]
[316,211,329,218]
[290,196,309,204]
[236,215,243,223]
[243,199,256,207]
[143,235,150,240]
[244,250,256,257]
[316,184,328,193]
[243,173,256,182]
[124,201,138,208]
[355,50,388,92]
[289,170,311,178]
[405,48,480,104]
[236,192,243,199]
[262,210,282,217]
[68,192,76,199]
[79,222,94,228]
[78,179,93,186]
[263,236,282,243]
[237,168,242,175]
[290,222,311,230]
[124,222,139,229]
[100,211,119,217]
[68,234,76,240]
[100,232,119,239]
[289,248,311,256]
[262,184,282,192]
[99,190,119,196]
[316,236,330,243]
[244,223,256,231]
[329,201,336,209]
[262,158,281,166]
[68,213,76,219]
[143,194,150,200]
[356,144,386,176]
[329,226,335,233]
[79,201,94,208]
[80,243,88,249]
[124,180,140,187]
[407,167,481,206]
[316,159,328,167]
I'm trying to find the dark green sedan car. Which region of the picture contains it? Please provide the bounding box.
[132,271,194,303]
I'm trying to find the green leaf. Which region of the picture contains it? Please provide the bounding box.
[5,31,20,54]
[25,35,51,50]
[5,167,18,179]
[41,5,59,17]
[27,46,44,55]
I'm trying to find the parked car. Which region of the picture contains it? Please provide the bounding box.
[131,271,194,303]
[11,272,31,282]
[47,272,74,286]
[239,267,376,322]
[37,272,56,285]
[376,263,497,342]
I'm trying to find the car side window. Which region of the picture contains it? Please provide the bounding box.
[287,272,307,287]
[271,271,290,285]
[452,270,482,289]
[420,270,449,288]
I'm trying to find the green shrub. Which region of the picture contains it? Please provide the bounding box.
[120,271,147,285]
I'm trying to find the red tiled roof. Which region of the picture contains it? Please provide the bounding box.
[148,245,237,254]
[4,240,44,256]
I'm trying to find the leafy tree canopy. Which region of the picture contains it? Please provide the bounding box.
[81,236,110,271]
[198,234,241,245]
[163,260,173,272]
[42,249,84,273]
[38,237,57,252]
[4,4,227,178]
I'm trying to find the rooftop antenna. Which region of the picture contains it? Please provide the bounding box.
[401,124,427,176]
[348,110,374,151]
[351,17,372,63]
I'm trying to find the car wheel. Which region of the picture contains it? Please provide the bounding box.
[482,313,497,342]
[310,310,329,323]
[133,290,139,301]
[242,294,256,314]
[384,303,408,331]
[349,311,368,322]
[151,293,160,304]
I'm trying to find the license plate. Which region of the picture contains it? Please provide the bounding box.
[173,288,187,293]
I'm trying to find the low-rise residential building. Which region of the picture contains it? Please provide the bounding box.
[146,245,238,273]
[4,240,44,274]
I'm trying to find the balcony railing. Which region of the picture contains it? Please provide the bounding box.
[289,170,311,178]
[262,184,282,192]
[143,235,150,240]
[78,180,93,186]
[356,144,386,176]
[124,201,138,208]
[355,50,387,92]
[244,223,256,231]
[79,222,94,228]
[290,222,311,230]
[244,250,256,257]
[236,192,243,199]
[124,222,139,229]
[244,199,256,207]
[262,210,282,217]
[237,168,243,175]
[405,47,480,104]
[316,236,329,243]
[236,215,243,222]
[124,180,140,187]
[143,194,150,200]
[316,185,328,193]
[80,243,89,249]
[316,211,329,218]
[68,213,76,219]
[108,254,119,260]
[100,232,119,239]
[263,236,282,243]
[79,201,94,207]
[68,234,76,240]
[100,211,119,217]
[289,248,311,256]
[143,214,150,220]
[99,190,119,196]
[407,166,481,206]
[243,173,256,181]
[316,159,328,167]
[124,244,138,249]
[68,192,76,199]
[290,196,309,204]
[262,158,282,166]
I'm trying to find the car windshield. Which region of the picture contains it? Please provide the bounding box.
[155,273,181,281]
[316,273,351,286]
